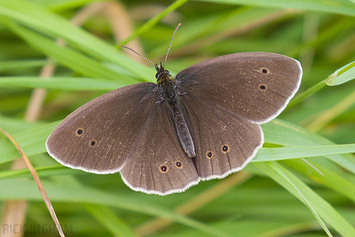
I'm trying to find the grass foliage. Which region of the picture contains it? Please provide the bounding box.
[0,0,355,236]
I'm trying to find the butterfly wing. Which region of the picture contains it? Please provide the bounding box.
[46,82,199,195]
[176,52,302,124]
[46,82,158,174]
[176,52,301,179]
[181,95,263,179]
[119,101,199,195]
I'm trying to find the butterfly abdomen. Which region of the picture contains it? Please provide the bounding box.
[170,103,196,158]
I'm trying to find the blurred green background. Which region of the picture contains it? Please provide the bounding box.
[0,0,354,236]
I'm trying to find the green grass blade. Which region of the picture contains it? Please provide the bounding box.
[119,0,188,46]
[199,0,355,16]
[254,144,355,162]
[326,60,355,86]
[262,120,355,174]
[0,77,125,90]
[0,59,46,72]
[255,162,355,237]
[267,162,332,237]
[82,204,138,237]
[283,159,355,202]
[32,0,104,11]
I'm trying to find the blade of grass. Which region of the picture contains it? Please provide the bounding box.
[253,144,355,162]
[305,90,355,132]
[0,77,126,91]
[35,0,102,11]
[326,60,355,86]
[83,204,137,237]
[283,159,355,202]
[267,161,332,237]
[0,165,82,180]
[287,79,327,107]
[199,0,355,16]
[0,127,65,237]
[255,161,355,237]
[118,0,188,46]
[0,59,46,72]
[262,119,355,174]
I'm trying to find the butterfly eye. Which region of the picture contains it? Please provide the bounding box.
[159,164,169,173]
[89,139,97,147]
[206,151,213,159]
[221,144,230,153]
[260,67,269,75]
[258,84,268,91]
[175,161,183,169]
[75,128,84,136]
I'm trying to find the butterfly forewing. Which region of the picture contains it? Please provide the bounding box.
[176,52,302,124]
[46,82,157,174]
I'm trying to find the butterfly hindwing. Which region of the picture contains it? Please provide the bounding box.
[181,94,263,179]
[119,100,199,195]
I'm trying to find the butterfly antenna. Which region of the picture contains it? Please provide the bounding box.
[119,45,156,68]
[163,23,181,68]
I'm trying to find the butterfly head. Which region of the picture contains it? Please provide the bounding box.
[156,62,173,85]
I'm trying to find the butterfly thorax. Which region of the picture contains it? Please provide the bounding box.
[156,63,179,105]
[155,63,196,158]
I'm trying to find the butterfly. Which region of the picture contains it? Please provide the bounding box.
[46,26,302,195]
